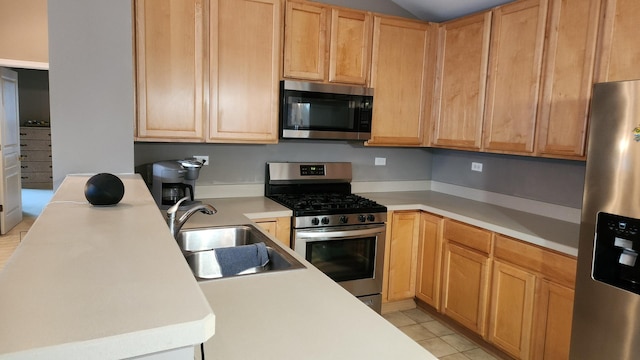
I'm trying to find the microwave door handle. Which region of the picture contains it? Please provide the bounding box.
[296,226,383,239]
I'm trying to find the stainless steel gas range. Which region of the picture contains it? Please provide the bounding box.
[265,162,387,313]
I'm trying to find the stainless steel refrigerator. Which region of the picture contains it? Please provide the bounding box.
[571,80,640,359]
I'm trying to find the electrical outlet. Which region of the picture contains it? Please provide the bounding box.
[193,155,209,165]
[471,162,483,172]
[375,157,386,166]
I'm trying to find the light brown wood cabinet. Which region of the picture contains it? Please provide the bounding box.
[415,212,444,309]
[492,234,576,359]
[135,0,206,141]
[596,0,640,82]
[535,0,601,159]
[283,0,372,85]
[489,260,536,359]
[483,0,548,155]
[385,211,421,302]
[254,216,291,248]
[431,11,491,151]
[441,219,492,336]
[367,16,435,147]
[207,0,281,143]
[134,0,281,143]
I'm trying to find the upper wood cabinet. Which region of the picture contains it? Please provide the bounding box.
[283,0,372,85]
[596,0,640,82]
[483,0,548,154]
[208,0,281,143]
[535,0,602,159]
[134,0,281,143]
[135,0,206,141]
[367,16,435,147]
[431,11,491,151]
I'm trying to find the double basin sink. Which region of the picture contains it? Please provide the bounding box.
[176,224,305,280]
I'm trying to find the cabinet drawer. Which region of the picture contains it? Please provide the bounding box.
[21,150,52,162]
[444,219,492,254]
[19,127,51,140]
[21,172,53,183]
[20,139,51,150]
[21,161,52,173]
[494,234,576,289]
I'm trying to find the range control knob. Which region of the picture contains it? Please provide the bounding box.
[367,214,376,222]
[339,216,349,224]
[321,217,330,225]
[311,217,320,226]
[358,214,367,223]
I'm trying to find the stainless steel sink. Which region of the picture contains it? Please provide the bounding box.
[177,224,305,280]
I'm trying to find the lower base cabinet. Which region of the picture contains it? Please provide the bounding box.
[384,210,575,359]
[254,217,291,248]
[488,260,536,359]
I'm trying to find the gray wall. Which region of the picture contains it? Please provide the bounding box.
[312,0,415,18]
[48,0,134,188]
[135,141,431,184]
[430,149,586,208]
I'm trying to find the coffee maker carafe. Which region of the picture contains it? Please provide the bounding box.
[151,159,204,209]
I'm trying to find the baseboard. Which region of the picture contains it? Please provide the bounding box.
[381,298,416,314]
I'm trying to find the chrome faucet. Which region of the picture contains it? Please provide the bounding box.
[167,196,217,238]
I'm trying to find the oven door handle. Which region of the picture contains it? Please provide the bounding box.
[295,226,384,239]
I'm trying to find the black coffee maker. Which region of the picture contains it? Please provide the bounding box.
[151,159,204,209]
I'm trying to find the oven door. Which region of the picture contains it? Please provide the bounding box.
[293,224,385,298]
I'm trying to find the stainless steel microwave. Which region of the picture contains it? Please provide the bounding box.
[279,80,374,141]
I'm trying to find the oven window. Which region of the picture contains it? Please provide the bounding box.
[306,236,376,282]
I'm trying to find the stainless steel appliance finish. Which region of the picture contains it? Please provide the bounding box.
[279,80,373,141]
[151,159,203,210]
[265,162,387,313]
[571,80,640,359]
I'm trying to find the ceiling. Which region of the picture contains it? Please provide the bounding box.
[391,0,516,22]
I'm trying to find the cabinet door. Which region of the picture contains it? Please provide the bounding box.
[208,0,280,143]
[441,242,491,336]
[254,217,291,248]
[135,0,206,141]
[431,11,491,151]
[387,211,420,301]
[596,0,640,82]
[283,0,327,81]
[532,280,574,360]
[368,17,433,146]
[328,8,372,85]
[483,0,548,154]
[536,0,601,159]
[415,212,443,309]
[488,260,536,359]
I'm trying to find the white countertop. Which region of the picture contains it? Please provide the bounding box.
[358,191,579,256]
[0,175,214,359]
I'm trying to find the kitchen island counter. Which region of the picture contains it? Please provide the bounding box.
[0,174,214,359]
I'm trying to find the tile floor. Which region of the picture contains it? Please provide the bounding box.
[383,308,499,360]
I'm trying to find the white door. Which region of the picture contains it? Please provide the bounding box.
[0,68,22,234]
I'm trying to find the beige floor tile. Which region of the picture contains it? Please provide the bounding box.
[383,311,417,327]
[421,319,456,337]
[439,353,471,360]
[402,308,434,323]
[462,347,498,360]
[398,324,438,341]
[441,334,478,352]
[417,337,458,358]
